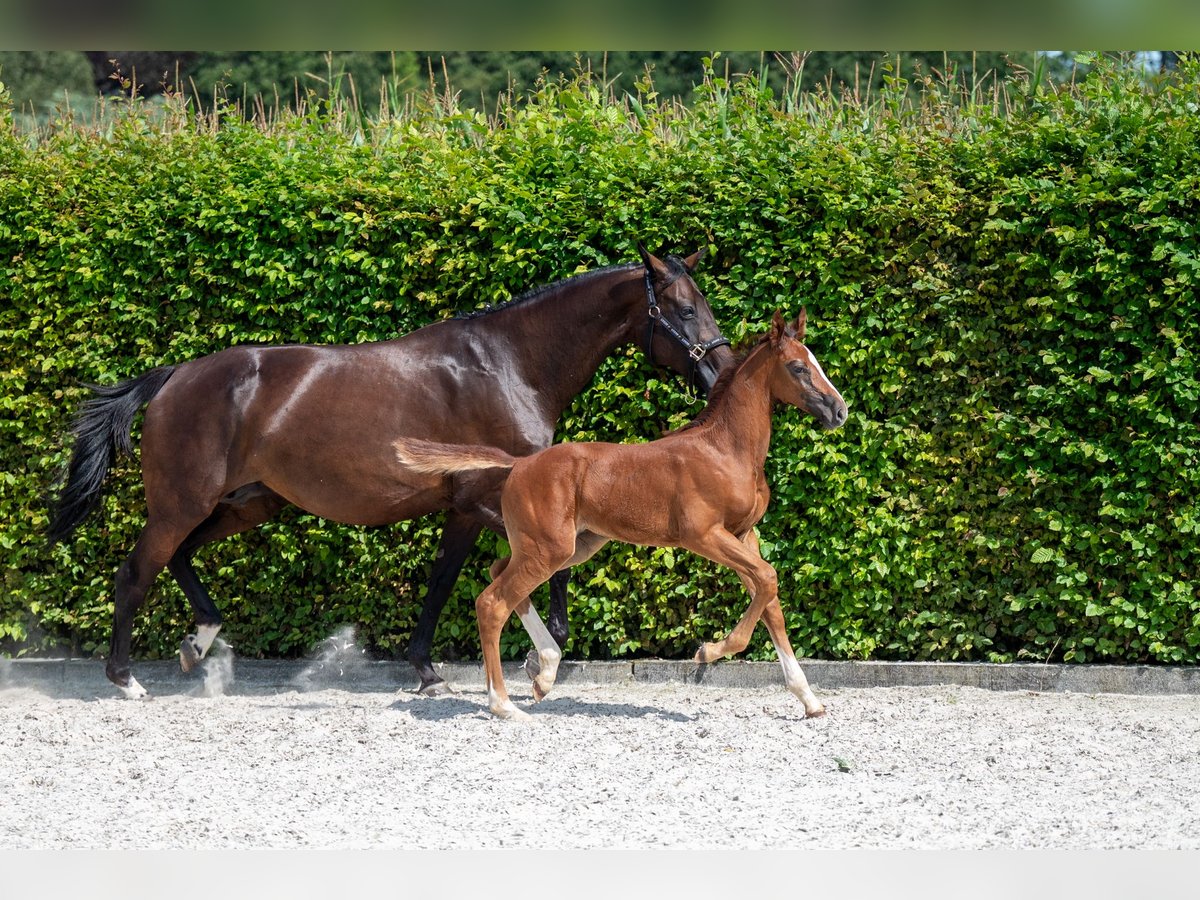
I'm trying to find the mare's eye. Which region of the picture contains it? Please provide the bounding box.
[681,306,696,319]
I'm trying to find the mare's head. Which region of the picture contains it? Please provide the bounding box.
[637,244,734,395]
[766,309,848,430]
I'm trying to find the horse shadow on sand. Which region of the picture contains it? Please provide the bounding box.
[391,692,696,723]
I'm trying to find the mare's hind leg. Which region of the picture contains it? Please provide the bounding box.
[170,488,288,672]
[521,532,607,689]
[545,568,571,650]
[109,515,207,698]
[406,512,484,696]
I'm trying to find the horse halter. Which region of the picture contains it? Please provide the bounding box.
[643,268,731,395]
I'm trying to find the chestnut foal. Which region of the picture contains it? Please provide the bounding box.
[394,309,847,721]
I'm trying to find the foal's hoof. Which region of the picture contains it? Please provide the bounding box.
[418,679,457,698]
[523,649,542,681]
[492,704,534,723]
[179,636,202,673]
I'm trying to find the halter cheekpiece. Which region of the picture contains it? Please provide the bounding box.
[643,267,731,390]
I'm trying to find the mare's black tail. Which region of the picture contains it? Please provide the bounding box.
[47,366,176,545]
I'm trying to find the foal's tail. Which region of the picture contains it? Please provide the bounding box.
[392,436,518,476]
[47,366,176,544]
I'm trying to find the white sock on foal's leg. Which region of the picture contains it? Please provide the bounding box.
[772,639,825,718]
[516,603,561,700]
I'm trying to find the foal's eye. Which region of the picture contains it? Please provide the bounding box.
[680,306,696,319]
[787,361,810,378]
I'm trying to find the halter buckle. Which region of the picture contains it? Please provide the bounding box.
[688,344,707,362]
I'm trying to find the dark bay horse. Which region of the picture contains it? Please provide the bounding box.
[393,309,847,721]
[48,246,734,699]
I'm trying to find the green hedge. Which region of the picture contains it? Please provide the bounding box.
[2,59,1198,667]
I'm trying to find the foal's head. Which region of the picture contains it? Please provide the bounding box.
[767,309,848,430]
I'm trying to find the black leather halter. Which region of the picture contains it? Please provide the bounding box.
[643,268,731,392]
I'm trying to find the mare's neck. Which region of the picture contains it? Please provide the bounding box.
[500,265,643,416]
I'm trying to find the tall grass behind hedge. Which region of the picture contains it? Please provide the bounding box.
[1,56,1197,666]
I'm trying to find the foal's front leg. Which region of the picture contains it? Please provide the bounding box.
[693,529,772,663]
[686,527,824,718]
[760,596,825,717]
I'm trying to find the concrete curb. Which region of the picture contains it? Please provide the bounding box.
[3,657,1200,698]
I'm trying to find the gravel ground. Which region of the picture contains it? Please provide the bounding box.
[2,653,1198,850]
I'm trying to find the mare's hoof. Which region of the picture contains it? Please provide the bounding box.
[523,649,542,681]
[179,636,202,673]
[117,677,150,700]
[418,679,456,698]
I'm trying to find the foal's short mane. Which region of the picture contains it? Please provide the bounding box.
[673,331,772,433]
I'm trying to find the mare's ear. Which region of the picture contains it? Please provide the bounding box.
[769,309,788,347]
[682,247,707,273]
[796,306,807,341]
[637,242,670,280]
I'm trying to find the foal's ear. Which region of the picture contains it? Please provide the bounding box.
[682,247,707,273]
[769,309,789,346]
[796,306,807,341]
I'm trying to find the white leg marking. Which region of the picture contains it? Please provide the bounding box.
[773,640,825,717]
[517,603,561,699]
[193,623,221,658]
[119,676,148,700]
[181,623,223,673]
[488,684,533,722]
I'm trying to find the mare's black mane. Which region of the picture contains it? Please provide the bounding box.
[453,264,632,321]
[452,254,695,321]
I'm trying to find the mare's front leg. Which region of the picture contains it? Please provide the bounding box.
[545,568,571,649]
[407,513,484,696]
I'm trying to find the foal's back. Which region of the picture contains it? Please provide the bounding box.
[501,428,761,549]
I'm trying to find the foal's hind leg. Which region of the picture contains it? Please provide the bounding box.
[520,532,607,690]
[170,489,288,672]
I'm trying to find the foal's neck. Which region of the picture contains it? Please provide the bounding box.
[691,344,776,465]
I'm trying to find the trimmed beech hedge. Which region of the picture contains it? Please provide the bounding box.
[2,59,1198,666]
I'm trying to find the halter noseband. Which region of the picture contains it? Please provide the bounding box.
[643,268,731,392]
